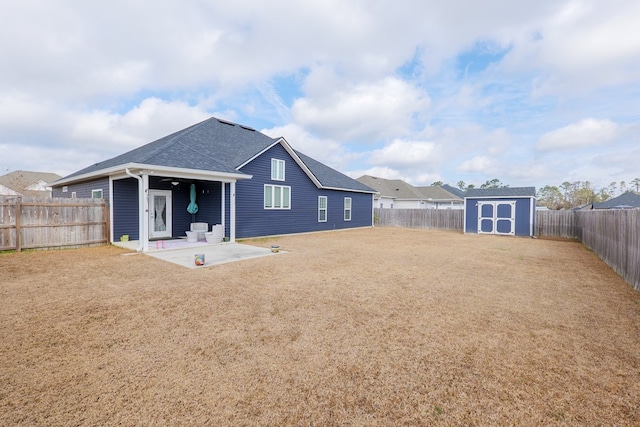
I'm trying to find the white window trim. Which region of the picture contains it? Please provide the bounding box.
[344,197,352,221]
[62,186,68,193]
[318,196,327,222]
[71,192,77,199]
[92,189,103,199]
[264,184,291,209]
[271,158,285,181]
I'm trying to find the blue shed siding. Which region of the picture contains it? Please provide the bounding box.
[52,177,110,200]
[235,144,372,238]
[464,197,534,236]
[112,178,139,240]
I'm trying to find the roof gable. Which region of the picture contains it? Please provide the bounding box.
[295,151,375,193]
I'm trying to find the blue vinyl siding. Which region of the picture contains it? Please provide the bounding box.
[112,177,225,241]
[235,144,372,238]
[148,177,222,238]
[465,197,534,236]
[52,177,110,200]
[113,178,139,240]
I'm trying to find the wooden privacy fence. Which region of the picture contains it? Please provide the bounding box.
[577,209,640,292]
[535,210,582,240]
[375,208,463,230]
[0,196,108,251]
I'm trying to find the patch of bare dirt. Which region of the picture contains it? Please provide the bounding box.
[1,227,639,425]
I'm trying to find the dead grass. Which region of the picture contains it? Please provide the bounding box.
[1,227,639,426]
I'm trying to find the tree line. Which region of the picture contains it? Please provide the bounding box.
[536,179,640,209]
[431,178,640,210]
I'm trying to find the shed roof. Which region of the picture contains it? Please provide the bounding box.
[465,187,536,198]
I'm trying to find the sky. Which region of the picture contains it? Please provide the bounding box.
[1,0,639,192]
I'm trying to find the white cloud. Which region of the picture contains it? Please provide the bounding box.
[457,156,497,173]
[261,123,355,171]
[1,0,639,192]
[292,76,429,142]
[535,119,620,151]
[368,139,440,169]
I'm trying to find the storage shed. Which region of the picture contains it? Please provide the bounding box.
[463,187,536,237]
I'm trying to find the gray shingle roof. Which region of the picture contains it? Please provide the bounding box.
[415,185,463,201]
[0,170,62,196]
[592,192,640,209]
[59,117,373,193]
[465,187,536,198]
[295,152,375,192]
[441,184,465,198]
[355,175,424,199]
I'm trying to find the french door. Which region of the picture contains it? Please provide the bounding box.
[149,190,172,239]
[478,201,515,235]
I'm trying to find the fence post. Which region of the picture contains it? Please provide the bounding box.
[15,197,22,252]
[104,201,110,245]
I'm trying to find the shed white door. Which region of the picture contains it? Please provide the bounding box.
[149,190,172,239]
[478,201,515,235]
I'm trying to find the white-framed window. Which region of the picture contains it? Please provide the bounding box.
[62,186,68,193]
[264,184,290,209]
[344,197,352,221]
[271,158,285,181]
[318,196,327,222]
[91,189,103,199]
[71,192,77,199]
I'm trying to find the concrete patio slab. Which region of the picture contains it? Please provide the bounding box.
[144,242,282,269]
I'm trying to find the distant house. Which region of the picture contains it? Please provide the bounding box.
[0,170,61,197]
[52,117,376,251]
[464,187,536,237]
[592,192,640,209]
[355,175,462,209]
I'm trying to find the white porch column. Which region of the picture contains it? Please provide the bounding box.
[221,182,226,234]
[230,181,236,242]
[141,173,150,252]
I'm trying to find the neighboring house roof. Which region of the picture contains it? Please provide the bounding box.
[441,184,466,198]
[592,192,640,209]
[0,170,62,197]
[415,185,463,202]
[355,175,424,200]
[56,117,374,193]
[465,187,536,198]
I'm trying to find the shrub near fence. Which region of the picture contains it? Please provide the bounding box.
[0,196,108,251]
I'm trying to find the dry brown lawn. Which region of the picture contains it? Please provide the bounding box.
[1,227,640,426]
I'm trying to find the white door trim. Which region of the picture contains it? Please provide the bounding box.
[149,189,172,239]
[478,201,515,235]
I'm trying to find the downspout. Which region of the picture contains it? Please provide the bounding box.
[125,168,144,252]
